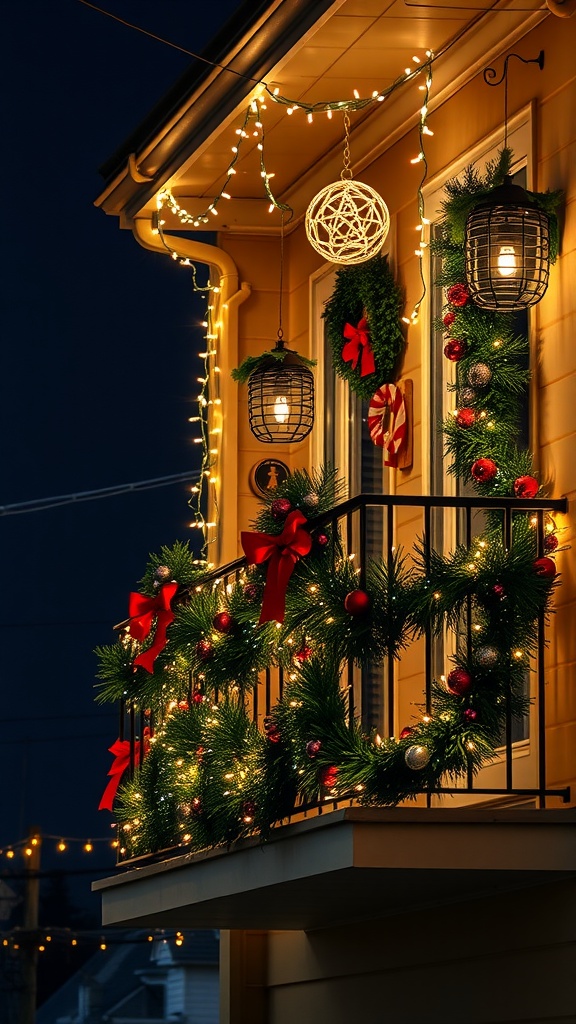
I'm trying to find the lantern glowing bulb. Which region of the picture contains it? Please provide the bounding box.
[273,395,290,423]
[497,245,517,277]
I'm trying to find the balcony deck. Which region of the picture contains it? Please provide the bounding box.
[94,805,576,931]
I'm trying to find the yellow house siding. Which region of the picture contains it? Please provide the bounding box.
[264,878,576,1024]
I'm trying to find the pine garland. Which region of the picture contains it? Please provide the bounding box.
[322,253,405,400]
[431,148,563,496]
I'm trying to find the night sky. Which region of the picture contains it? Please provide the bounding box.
[1,0,243,916]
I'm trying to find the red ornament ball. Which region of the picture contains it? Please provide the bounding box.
[243,583,259,602]
[447,283,470,308]
[471,458,498,483]
[315,531,329,548]
[492,583,506,600]
[513,475,539,499]
[455,407,475,428]
[344,589,371,615]
[544,533,559,553]
[444,338,467,362]
[264,717,281,743]
[271,497,293,520]
[534,557,556,579]
[242,800,256,820]
[306,739,322,759]
[447,667,473,696]
[212,611,234,634]
[195,639,214,662]
[463,708,478,723]
[295,645,313,663]
[319,765,338,790]
[192,691,204,705]
[178,700,190,711]
[443,311,456,329]
[399,726,414,740]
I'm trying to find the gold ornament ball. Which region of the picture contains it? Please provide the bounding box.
[305,179,390,265]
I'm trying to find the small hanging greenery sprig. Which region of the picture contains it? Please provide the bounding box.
[322,253,405,401]
[231,345,316,384]
[431,148,563,498]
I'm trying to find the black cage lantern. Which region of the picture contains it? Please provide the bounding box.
[464,177,550,311]
[247,343,314,444]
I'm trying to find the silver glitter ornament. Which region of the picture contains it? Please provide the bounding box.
[153,565,172,587]
[467,363,492,388]
[303,492,320,509]
[459,387,477,406]
[404,744,431,770]
[476,645,499,667]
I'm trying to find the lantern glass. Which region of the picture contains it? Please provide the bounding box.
[248,352,314,443]
[464,179,550,311]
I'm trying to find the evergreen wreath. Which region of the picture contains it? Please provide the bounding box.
[322,253,405,400]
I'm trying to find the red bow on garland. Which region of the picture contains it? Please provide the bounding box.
[127,582,178,673]
[241,510,312,624]
[341,317,376,377]
[98,729,150,812]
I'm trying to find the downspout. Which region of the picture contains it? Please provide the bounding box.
[132,217,251,566]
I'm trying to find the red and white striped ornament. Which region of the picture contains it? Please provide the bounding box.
[367,384,407,467]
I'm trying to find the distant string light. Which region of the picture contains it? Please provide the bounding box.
[0,833,118,859]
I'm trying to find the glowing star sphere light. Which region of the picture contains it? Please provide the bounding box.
[305,110,389,265]
[305,178,390,265]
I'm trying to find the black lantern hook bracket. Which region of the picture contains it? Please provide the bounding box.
[483,50,544,148]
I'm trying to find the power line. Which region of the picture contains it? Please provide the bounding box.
[75,0,263,83]
[0,471,198,517]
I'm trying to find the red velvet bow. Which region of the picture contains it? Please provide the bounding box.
[98,729,150,812]
[342,317,376,377]
[241,510,312,624]
[127,582,178,673]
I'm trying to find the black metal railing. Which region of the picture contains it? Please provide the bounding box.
[116,491,570,863]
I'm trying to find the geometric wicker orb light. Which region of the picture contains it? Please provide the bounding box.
[305,178,390,266]
[247,340,314,443]
[464,176,550,311]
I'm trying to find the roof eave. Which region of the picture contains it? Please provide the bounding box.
[95,0,343,222]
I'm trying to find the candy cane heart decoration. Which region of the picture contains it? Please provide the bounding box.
[367,384,407,467]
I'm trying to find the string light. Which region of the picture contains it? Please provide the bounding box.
[403,59,433,327]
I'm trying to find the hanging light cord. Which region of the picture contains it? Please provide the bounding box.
[277,212,285,348]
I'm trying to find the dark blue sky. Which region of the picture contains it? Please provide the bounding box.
[1,0,243,911]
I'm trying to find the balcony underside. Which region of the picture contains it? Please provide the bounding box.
[94,807,576,932]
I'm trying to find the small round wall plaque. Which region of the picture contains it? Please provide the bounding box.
[249,459,290,496]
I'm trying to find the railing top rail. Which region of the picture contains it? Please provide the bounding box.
[190,491,567,589]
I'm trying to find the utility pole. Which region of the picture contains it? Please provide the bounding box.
[19,828,41,1024]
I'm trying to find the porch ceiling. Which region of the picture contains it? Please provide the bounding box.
[97,0,548,233]
[94,807,576,931]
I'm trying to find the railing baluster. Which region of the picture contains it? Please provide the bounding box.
[129,704,135,779]
[537,509,547,808]
[387,501,395,740]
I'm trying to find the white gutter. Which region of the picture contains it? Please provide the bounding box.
[132,218,251,565]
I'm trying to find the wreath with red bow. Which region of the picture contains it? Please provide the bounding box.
[322,253,405,401]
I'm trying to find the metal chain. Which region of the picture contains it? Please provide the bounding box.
[341,111,353,180]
